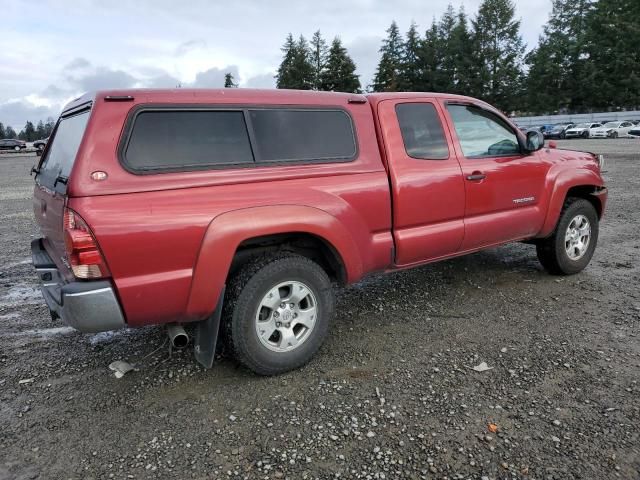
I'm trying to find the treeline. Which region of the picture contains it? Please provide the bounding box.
[0,119,55,142]
[276,32,361,93]
[276,0,640,115]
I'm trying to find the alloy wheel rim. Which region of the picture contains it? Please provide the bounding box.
[255,280,318,353]
[564,214,591,260]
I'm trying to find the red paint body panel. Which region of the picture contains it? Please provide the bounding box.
[376,98,466,265]
[32,89,606,329]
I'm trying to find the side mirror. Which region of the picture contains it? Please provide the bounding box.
[525,130,544,152]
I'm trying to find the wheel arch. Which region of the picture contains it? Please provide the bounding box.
[230,232,347,286]
[185,205,363,321]
[540,171,607,238]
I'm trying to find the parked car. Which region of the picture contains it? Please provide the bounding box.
[628,125,640,138]
[31,89,607,375]
[591,121,635,139]
[0,139,27,151]
[564,122,602,139]
[544,123,575,139]
[33,138,48,150]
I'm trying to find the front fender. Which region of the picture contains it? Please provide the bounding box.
[539,168,606,237]
[185,205,364,321]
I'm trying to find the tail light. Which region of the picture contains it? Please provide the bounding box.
[63,208,110,279]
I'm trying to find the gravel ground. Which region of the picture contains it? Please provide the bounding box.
[1,139,639,480]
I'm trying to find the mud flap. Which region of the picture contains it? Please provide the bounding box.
[194,286,225,369]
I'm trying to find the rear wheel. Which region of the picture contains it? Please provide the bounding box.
[222,254,335,375]
[581,131,589,139]
[536,198,599,275]
[14,145,20,151]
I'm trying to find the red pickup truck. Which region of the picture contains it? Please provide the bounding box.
[31,89,607,375]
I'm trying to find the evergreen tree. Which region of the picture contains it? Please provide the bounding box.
[288,35,314,90]
[0,122,5,139]
[398,22,423,91]
[319,37,361,93]
[450,7,478,95]
[583,0,640,110]
[224,72,238,88]
[5,126,17,139]
[44,117,55,137]
[418,20,443,92]
[35,120,46,139]
[438,5,458,92]
[525,0,595,113]
[472,0,525,112]
[19,121,36,141]
[371,21,403,92]
[310,30,328,90]
[276,34,300,89]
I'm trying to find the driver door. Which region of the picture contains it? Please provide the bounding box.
[441,101,550,250]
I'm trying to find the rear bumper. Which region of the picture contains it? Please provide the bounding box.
[31,239,126,333]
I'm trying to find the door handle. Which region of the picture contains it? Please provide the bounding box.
[466,172,486,181]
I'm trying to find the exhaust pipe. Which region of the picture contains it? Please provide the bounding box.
[167,324,189,349]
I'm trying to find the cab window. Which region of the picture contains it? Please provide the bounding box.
[447,104,520,158]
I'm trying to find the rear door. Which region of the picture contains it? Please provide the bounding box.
[378,98,465,266]
[33,106,91,274]
[442,101,549,250]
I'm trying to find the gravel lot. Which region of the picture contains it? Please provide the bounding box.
[1,139,639,480]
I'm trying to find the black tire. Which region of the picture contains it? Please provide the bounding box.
[222,253,335,375]
[611,131,618,139]
[536,198,599,275]
[581,131,589,139]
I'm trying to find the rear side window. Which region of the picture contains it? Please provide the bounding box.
[38,110,90,189]
[395,103,449,159]
[124,110,253,171]
[249,109,356,162]
[122,107,357,172]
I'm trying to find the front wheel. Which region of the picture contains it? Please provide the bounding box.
[581,131,589,139]
[610,131,618,139]
[536,198,599,275]
[222,254,335,375]
[14,145,20,151]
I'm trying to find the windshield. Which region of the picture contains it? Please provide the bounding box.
[603,122,619,128]
[575,123,590,128]
[37,110,90,189]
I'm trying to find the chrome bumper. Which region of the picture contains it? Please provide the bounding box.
[31,239,126,333]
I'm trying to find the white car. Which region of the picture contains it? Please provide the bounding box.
[564,122,602,139]
[590,121,635,139]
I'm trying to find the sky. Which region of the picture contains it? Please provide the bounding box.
[0,0,552,130]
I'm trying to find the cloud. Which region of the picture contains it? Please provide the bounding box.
[346,35,382,90]
[245,73,276,89]
[175,39,207,56]
[71,67,138,91]
[64,57,91,70]
[0,101,58,130]
[145,73,183,88]
[192,66,239,88]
